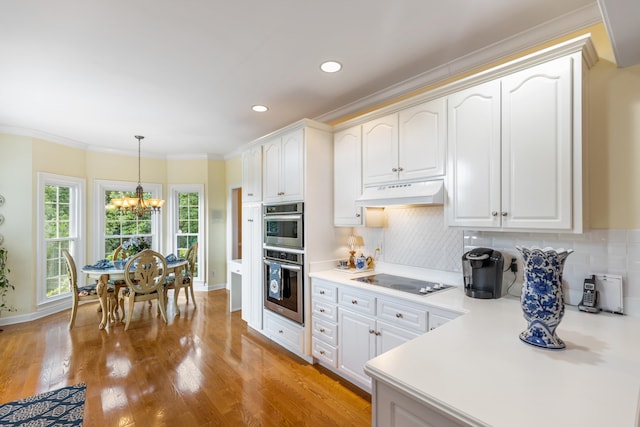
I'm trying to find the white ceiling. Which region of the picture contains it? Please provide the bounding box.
[0,0,630,159]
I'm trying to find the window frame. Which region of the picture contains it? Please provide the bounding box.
[94,179,163,261]
[168,184,205,284]
[36,173,86,308]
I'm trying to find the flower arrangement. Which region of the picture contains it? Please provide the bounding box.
[122,236,151,257]
[0,246,15,316]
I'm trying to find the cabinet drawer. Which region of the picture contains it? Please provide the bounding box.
[338,287,376,315]
[377,298,428,332]
[312,279,338,303]
[312,316,338,346]
[312,337,338,369]
[264,312,304,354]
[312,300,338,322]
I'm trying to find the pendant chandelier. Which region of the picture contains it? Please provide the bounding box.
[110,135,165,217]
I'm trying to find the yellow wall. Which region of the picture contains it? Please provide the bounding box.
[207,159,228,284]
[0,135,33,314]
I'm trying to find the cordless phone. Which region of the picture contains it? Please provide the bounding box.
[579,275,599,313]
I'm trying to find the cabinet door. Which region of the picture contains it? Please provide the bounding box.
[339,309,376,389]
[280,129,304,201]
[334,126,364,226]
[399,98,447,181]
[501,56,573,230]
[262,138,282,203]
[376,320,420,356]
[242,146,262,202]
[362,113,399,185]
[447,80,501,228]
[241,204,263,329]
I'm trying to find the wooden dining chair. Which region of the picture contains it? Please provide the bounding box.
[112,244,124,261]
[165,242,198,315]
[63,249,114,330]
[119,249,168,331]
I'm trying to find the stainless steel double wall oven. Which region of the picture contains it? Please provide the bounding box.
[263,202,304,324]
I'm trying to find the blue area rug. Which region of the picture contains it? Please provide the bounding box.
[0,383,86,426]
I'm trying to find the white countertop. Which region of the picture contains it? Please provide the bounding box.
[311,268,640,427]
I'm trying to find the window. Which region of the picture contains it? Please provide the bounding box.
[37,173,85,306]
[104,189,153,259]
[169,185,204,283]
[94,180,162,260]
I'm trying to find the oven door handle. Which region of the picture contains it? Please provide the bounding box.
[264,259,302,271]
[264,214,302,221]
[280,264,302,272]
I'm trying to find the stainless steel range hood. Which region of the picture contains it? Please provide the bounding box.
[355,180,444,207]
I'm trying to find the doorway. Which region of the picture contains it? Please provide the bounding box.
[231,187,242,260]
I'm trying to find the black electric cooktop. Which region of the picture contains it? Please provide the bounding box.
[352,274,454,296]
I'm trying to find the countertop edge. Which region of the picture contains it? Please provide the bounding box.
[363,363,491,427]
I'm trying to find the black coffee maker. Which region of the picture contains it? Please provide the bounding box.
[462,248,504,299]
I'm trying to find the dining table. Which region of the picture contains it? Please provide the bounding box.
[82,258,188,329]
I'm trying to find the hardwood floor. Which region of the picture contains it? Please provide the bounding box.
[0,290,371,426]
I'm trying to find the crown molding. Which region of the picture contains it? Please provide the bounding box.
[314,3,602,125]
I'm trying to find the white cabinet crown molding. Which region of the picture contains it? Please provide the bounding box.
[333,34,597,133]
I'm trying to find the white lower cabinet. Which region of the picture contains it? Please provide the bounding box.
[374,381,467,427]
[312,278,457,392]
[338,309,377,388]
[263,310,305,355]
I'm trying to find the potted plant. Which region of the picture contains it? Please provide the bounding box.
[0,246,15,317]
[122,236,151,258]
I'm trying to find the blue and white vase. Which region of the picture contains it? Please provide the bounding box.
[516,246,573,350]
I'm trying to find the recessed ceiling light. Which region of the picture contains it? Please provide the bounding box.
[320,60,342,73]
[252,105,268,112]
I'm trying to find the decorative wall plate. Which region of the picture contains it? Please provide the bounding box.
[0,214,4,226]
[0,234,3,245]
[0,194,4,206]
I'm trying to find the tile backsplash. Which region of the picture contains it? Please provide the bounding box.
[357,205,640,316]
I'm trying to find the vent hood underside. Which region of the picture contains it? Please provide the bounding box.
[355,180,444,207]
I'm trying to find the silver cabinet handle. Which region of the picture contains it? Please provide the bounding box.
[278,330,283,334]
[319,290,325,295]
[395,313,403,318]
[351,300,358,304]
[375,331,381,336]
[502,212,508,216]
[392,167,398,172]
[491,211,498,216]
[247,193,253,196]
[369,329,376,334]
[319,350,325,355]
[355,213,361,218]
[398,167,404,172]
[320,328,325,333]
[319,308,325,313]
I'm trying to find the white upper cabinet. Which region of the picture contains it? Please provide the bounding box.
[398,98,447,181]
[362,114,398,185]
[501,56,573,230]
[334,125,364,226]
[242,145,262,202]
[263,128,304,203]
[447,80,502,229]
[447,54,582,231]
[362,98,446,186]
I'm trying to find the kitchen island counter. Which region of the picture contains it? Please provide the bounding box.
[363,284,640,426]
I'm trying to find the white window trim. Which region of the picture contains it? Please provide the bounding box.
[36,173,86,308]
[93,179,163,261]
[167,184,205,285]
